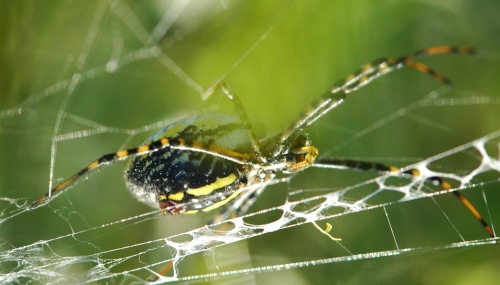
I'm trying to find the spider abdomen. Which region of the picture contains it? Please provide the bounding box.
[124,114,251,214]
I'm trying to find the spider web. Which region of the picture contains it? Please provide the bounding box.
[1,1,500,284]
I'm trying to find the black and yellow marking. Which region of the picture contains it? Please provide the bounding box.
[160,174,241,215]
[286,145,319,173]
[315,157,494,238]
[276,46,476,154]
[124,114,253,215]
[30,46,491,241]
[186,174,238,197]
[18,44,489,282]
[402,59,450,84]
[201,187,246,213]
[30,125,248,210]
[428,176,494,238]
[167,192,184,202]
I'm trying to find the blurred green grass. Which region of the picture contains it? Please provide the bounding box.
[1,0,500,284]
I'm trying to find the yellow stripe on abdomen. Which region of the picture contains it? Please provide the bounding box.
[186,173,237,197]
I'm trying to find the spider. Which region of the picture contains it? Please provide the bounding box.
[30,46,494,238]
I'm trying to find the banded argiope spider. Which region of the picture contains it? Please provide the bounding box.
[30,46,493,238]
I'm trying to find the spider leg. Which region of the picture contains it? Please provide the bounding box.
[208,182,269,225]
[30,137,250,210]
[206,82,266,163]
[334,46,475,94]
[151,181,269,280]
[314,157,494,238]
[148,183,269,282]
[275,46,476,156]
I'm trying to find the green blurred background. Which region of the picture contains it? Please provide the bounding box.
[1,0,500,284]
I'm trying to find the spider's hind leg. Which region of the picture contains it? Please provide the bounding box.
[313,157,494,238]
